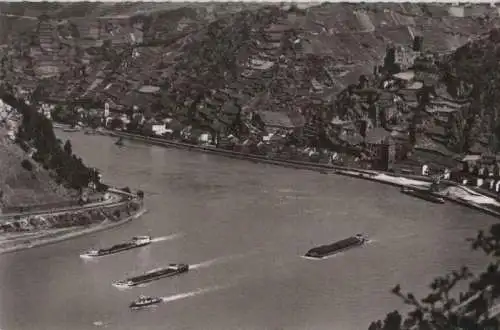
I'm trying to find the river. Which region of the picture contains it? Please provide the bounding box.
[0,131,497,330]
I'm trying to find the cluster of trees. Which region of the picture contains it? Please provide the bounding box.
[51,105,78,125]
[369,223,500,330]
[1,90,101,191]
[439,31,500,153]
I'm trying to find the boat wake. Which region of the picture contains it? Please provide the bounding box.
[80,254,97,260]
[301,252,345,261]
[151,233,183,243]
[112,283,131,291]
[190,251,258,270]
[369,233,417,245]
[161,285,229,303]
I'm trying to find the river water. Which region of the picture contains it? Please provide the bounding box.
[0,131,497,330]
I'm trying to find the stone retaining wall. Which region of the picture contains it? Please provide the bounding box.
[0,199,142,233]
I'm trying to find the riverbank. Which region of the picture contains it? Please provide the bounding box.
[58,127,500,220]
[113,131,500,217]
[0,205,147,255]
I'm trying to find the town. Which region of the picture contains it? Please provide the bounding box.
[0,3,500,330]
[5,33,498,198]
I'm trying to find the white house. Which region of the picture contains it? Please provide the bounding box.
[151,123,168,136]
[199,132,212,145]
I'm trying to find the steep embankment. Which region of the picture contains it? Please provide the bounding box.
[0,126,76,210]
[437,28,500,153]
[0,86,102,211]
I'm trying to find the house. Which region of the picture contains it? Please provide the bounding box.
[389,45,417,72]
[256,111,296,131]
[330,117,357,136]
[198,131,213,145]
[396,89,419,108]
[392,70,415,86]
[364,127,395,171]
[426,100,461,124]
[143,121,170,137]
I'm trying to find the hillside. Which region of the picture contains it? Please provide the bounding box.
[0,114,77,210]
[0,84,105,212]
[0,3,499,156]
[436,28,500,154]
[0,3,497,124]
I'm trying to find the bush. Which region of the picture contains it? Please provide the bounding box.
[137,190,144,199]
[21,159,33,171]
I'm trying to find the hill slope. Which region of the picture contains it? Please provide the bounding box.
[438,28,500,153]
[0,3,499,138]
[0,118,76,210]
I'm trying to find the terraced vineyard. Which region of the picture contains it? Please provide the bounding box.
[0,3,498,135]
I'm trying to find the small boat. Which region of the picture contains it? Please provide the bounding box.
[304,234,368,259]
[113,264,189,288]
[400,186,445,204]
[129,295,162,309]
[80,236,151,258]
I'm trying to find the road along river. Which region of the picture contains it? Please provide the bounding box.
[0,130,497,330]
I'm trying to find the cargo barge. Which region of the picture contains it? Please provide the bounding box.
[400,187,445,204]
[304,234,368,259]
[80,236,151,258]
[113,264,189,288]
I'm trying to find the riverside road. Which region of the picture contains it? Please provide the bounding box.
[0,191,124,221]
[0,130,497,330]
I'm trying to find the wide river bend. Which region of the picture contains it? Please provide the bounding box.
[0,131,496,330]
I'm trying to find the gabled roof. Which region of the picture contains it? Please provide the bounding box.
[258,111,295,129]
[138,85,160,94]
[392,70,415,81]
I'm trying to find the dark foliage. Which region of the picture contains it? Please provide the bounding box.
[369,223,500,330]
[21,159,33,171]
[108,117,124,130]
[439,29,500,153]
[0,86,99,190]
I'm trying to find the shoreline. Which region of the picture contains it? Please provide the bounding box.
[0,207,147,255]
[107,130,500,218]
[58,127,500,219]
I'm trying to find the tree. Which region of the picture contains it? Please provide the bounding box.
[21,159,33,171]
[137,190,144,200]
[63,140,72,156]
[369,224,500,330]
[108,117,124,130]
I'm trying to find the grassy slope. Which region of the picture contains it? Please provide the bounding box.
[0,127,76,210]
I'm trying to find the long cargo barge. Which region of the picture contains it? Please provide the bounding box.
[80,236,151,258]
[113,264,189,288]
[304,234,368,259]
